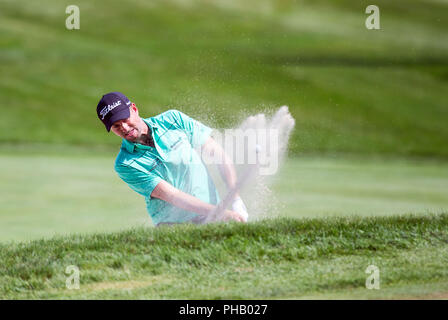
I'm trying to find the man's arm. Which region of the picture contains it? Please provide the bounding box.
[202,136,239,196]
[169,111,238,193]
[150,180,245,222]
[201,136,249,222]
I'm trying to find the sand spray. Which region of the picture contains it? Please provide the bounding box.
[205,106,295,222]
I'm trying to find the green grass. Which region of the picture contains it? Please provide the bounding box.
[1,0,448,158]
[1,214,447,299]
[1,0,448,300]
[2,151,448,243]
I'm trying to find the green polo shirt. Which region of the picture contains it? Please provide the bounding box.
[114,109,220,225]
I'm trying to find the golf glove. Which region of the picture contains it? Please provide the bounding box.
[232,196,248,222]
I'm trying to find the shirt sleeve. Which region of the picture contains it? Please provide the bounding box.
[115,163,163,198]
[169,110,213,148]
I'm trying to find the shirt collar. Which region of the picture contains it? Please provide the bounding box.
[122,117,158,153]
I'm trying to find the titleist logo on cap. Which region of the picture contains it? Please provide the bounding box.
[100,100,121,120]
[97,92,132,131]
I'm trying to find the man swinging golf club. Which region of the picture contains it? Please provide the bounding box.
[97,92,248,226]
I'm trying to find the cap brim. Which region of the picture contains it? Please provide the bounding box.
[106,106,131,132]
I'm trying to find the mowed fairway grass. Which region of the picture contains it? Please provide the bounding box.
[1,151,448,243]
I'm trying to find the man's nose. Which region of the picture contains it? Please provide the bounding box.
[121,123,130,132]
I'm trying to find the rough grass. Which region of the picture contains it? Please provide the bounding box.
[1,0,448,158]
[1,214,448,299]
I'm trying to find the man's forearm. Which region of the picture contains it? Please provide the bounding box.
[203,137,238,193]
[151,180,216,216]
[151,175,244,223]
[217,153,238,192]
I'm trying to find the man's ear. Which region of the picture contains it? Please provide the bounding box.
[130,103,139,115]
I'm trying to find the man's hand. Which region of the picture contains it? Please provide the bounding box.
[231,196,248,222]
[222,210,246,223]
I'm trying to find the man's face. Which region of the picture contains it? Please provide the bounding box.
[110,104,145,142]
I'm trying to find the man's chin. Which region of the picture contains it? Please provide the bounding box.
[125,130,138,141]
[123,134,135,141]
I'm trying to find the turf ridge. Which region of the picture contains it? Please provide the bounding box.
[1,214,447,299]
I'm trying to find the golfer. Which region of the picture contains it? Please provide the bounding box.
[96,92,248,226]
